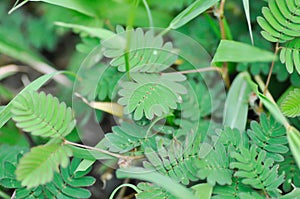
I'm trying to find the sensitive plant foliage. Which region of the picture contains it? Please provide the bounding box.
[11,92,76,138]
[257,0,300,74]
[1,0,300,198]
[281,88,300,117]
[118,73,187,120]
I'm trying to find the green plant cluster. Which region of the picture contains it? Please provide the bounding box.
[1,0,300,199]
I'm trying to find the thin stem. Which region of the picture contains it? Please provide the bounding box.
[161,66,223,75]
[264,42,279,96]
[0,189,10,199]
[215,0,230,88]
[64,140,143,161]
[142,0,153,27]
[259,42,279,108]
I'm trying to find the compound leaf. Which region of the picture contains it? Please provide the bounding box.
[16,143,72,188]
[12,91,76,138]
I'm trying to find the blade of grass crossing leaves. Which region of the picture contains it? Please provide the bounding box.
[117,167,197,199]
[242,0,254,45]
[168,0,219,30]
[54,22,115,40]
[0,71,66,128]
[10,0,96,16]
[287,127,300,169]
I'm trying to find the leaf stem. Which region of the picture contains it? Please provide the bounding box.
[260,42,279,109]
[215,0,230,88]
[64,140,144,161]
[0,189,10,199]
[161,66,223,75]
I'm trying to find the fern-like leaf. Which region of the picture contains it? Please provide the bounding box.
[143,130,202,185]
[257,0,300,43]
[118,73,187,120]
[0,145,28,189]
[230,145,284,194]
[212,178,263,199]
[247,113,288,162]
[136,182,177,199]
[281,88,300,117]
[12,91,76,138]
[280,38,300,74]
[16,143,72,188]
[105,122,156,153]
[195,142,233,186]
[15,158,95,199]
[279,151,300,192]
[102,27,178,73]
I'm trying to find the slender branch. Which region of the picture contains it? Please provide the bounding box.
[64,140,144,161]
[218,0,227,40]
[0,189,10,199]
[215,0,230,88]
[161,66,223,75]
[264,42,279,96]
[259,42,279,108]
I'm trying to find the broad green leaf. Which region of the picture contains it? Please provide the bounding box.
[280,88,300,117]
[16,144,72,188]
[0,71,65,129]
[287,126,300,169]
[223,72,252,132]
[242,0,253,45]
[55,22,115,40]
[10,0,96,17]
[191,183,213,199]
[117,167,196,199]
[212,40,276,63]
[168,0,219,29]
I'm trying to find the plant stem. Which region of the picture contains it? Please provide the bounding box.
[64,140,144,161]
[259,42,279,109]
[161,66,223,75]
[0,189,10,199]
[215,0,230,88]
[263,42,279,96]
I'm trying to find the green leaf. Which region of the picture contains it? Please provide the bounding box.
[116,167,197,199]
[212,40,276,63]
[196,143,233,186]
[168,0,219,29]
[118,73,186,120]
[16,143,72,188]
[242,0,254,44]
[223,72,252,132]
[279,39,300,74]
[10,0,97,17]
[191,183,213,199]
[55,22,115,40]
[281,88,300,117]
[286,126,300,169]
[257,0,300,43]
[15,158,95,199]
[12,91,76,138]
[102,28,178,73]
[248,113,288,162]
[230,145,284,193]
[0,71,65,129]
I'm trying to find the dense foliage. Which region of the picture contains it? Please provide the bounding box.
[1,0,300,198]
